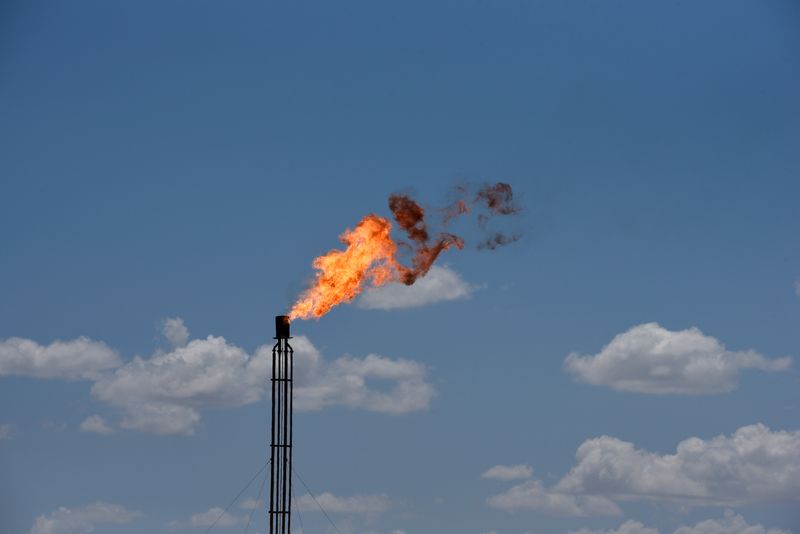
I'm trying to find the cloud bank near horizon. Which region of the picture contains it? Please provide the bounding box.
[488,423,800,518]
[567,510,792,534]
[29,502,140,534]
[0,318,436,435]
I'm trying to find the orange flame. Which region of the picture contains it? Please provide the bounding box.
[289,183,519,320]
[288,214,399,320]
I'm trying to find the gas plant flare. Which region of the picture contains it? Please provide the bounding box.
[288,182,520,320]
[271,183,518,532]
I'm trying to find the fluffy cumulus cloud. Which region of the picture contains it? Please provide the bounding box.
[0,337,121,381]
[162,317,189,348]
[0,318,435,436]
[29,502,140,534]
[482,464,533,481]
[0,423,10,440]
[91,334,256,435]
[564,323,791,394]
[281,337,436,414]
[569,511,792,534]
[555,424,800,506]
[673,510,793,534]
[568,520,659,534]
[295,492,390,515]
[487,478,621,517]
[79,415,114,435]
[89,326,434,434]
[358,265,474,310]
[488,424,800,520]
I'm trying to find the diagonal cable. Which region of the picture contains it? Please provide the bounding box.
[204,460,269,534]
[243,467,268,534]
[292,492,305,534]
[292,466,342,534]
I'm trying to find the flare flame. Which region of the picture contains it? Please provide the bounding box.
[288,182,520,320]
[288,214,398,320]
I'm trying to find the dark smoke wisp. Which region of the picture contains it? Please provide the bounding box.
[389,194,465,285]
[388,181,521,283]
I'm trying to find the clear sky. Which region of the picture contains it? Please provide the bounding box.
[1,1,799,534]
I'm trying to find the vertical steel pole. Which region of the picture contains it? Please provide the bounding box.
[281,337,289,530]
[287,340,294,534]
[269,316,293,534]
[269,343,275,534]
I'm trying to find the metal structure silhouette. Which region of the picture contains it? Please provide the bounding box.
[269,315,293,534]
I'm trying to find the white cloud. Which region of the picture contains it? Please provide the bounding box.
[490,424,800,520]
[190,507,239,527]
[564,323,791,394]
[29,502,140,534]
[0,319,434,436]
[295,492,390,515]
[555,423,800,506]
[568,512,794,534]
[674,510,793,534]
[0,336,121,381]
[283,337,436,414]
[357,265,474,310]
[168,507,241,530]
[91,334,254,435]
[91,331,434,435]
[487,478,621,517]
[239,498,261,510]
[482,464,533,481]
[79,415,114,435]
[0,423,11,440]
[568,520,659,534]
[794,279,800,297]
[162,317,189,348]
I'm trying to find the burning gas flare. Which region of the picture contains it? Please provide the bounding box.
[288,183,520,320]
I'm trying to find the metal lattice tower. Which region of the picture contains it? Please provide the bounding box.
[269,315,293,534]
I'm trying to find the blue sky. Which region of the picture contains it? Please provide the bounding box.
[1,1,799,533]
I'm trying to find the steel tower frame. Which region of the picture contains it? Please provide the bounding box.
[269,315,293,534]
